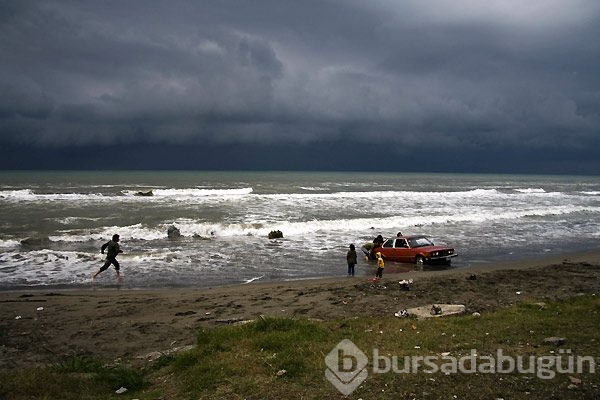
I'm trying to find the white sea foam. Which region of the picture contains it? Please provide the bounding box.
[36,203,598,245]
[0,189,35,199]
[261,188,502,200]
[0,239,20,249]
[122,187,253,198]
[0,187,253,203]
[243,275,265,284]
[0,190,109,202]
[54,217,103,225]
[514,188,546,193]
[0,186,573,210]
[256,188,571,205]
[49,224,168,242]
[2,172,599,288]
[0,249,86,278]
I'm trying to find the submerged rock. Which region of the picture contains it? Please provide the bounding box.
[135,190,153,196]
[167,225,181,238]
[20,236,51,246]
[268,230,283,239]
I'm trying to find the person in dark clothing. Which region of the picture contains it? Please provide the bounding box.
[346,244,358,276]
[93,234,123,279]
[370,234,384,260]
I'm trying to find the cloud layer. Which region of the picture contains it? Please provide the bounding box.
[1,1,599,171]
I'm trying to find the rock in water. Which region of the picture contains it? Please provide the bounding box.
[167,225,181,238]
[268,230,283,239]
[20,236,51,246]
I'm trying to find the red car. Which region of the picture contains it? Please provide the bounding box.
[376,235,457,266]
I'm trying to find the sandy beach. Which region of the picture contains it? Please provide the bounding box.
[1,251,600,371]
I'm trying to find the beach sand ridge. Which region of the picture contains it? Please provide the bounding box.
[1,251,599,370]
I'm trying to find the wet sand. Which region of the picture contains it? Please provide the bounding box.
[1,251,599,370]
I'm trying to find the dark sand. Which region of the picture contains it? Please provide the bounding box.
[1,251,599,370]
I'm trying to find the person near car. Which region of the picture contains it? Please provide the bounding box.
[370,234,384,259]
[375,252,385,278]
[346,244,358,276]
[373,234,384,246]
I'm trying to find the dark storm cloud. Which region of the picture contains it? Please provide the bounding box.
[1,0,599,171]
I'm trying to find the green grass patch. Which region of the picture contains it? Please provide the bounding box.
[1,296,598,399]
[0,356,146,400]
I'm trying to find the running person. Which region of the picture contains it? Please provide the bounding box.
[93,234,123,279]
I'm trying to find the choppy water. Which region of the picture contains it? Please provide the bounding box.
[0,171,599,289]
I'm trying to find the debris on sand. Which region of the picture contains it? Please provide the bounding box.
[400,304,466,319]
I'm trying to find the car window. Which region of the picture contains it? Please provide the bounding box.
[382,239,394,248]
[408,237,434,248]
[394,239,407,248]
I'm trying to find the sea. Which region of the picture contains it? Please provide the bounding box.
[0,171,599,290]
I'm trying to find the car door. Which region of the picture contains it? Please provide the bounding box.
[379,239,397,260]
[393,238,412,262]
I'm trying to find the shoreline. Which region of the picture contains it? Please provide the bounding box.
[2,248,600,294]
[1,250,599,371]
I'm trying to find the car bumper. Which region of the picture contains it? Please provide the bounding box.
[427,253,458,262]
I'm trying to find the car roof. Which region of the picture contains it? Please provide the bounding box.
[394,235,428,239]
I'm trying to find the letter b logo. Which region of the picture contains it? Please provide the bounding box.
[325,339,368,395]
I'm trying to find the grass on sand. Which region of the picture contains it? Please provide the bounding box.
[1,296,599,399]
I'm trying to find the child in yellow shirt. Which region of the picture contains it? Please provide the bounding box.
[375,252,384,278]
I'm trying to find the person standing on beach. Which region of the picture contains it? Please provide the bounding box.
[346,244,358,276]
[93,234,123,279]
[375,252,385,279]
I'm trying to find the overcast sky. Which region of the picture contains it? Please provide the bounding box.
[1,0,599,173]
